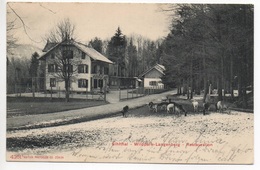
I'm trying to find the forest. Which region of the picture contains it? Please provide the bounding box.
[160,4,253,108]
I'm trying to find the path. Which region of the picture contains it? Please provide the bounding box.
[7,89,177,131]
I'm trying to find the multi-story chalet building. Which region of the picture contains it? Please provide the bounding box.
[39,39,113,92]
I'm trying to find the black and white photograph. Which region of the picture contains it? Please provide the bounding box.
[3,0,255,165]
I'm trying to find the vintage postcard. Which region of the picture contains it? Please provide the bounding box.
[6,2,254,164]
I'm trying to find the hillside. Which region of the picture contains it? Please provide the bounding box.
[7,44,43,59]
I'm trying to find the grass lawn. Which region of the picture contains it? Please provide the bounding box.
[7,97,108,118]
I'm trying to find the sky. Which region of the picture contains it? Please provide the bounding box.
[7,2,172,48]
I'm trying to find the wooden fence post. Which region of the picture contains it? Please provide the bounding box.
[58,87,60,98]
[132,86,134,98]
[127,87,129,99]
[104,79,107,102]
[119,87,121,101]
[32,77,35,99]
[51,86,53,100]
[86,86,88,100]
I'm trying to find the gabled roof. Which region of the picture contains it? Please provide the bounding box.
[139,64,166,78]
[155,64,165,73]
[42,40,58,52]
[73,42,113,64]
[39,39,113,64]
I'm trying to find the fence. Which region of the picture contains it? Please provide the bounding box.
[8,89,107,101]
[7,76,168,102]
[7,77,106,101]
[118,86,168,101]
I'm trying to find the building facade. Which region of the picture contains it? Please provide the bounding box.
[39,39,113,92]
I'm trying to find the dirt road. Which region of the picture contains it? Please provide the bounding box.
[6,106,253,164]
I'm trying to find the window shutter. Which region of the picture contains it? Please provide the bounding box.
[48,64,51,72]
[86,65,89,73]
[55,64,58,72]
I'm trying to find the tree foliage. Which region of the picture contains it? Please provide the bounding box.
[107,27,127,77]
[161,4,253,105]
[88,37,103,54]
[126,38,138,77]
[7,57,30,94]
[45,18,76,43]
[29,52,39,77]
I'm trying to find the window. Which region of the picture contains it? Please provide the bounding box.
[81,52,86,59]
[94,79,98,88]
[99,66,103,74]
[149,81,157,86]
[78,79,88,88]
[50,78,56,87]
[62,50,73,59]
[78,64,88,73]
[92,65,97,74]
[99,79,103,88]
[64,64,73,73]
[104,67,109,75]
[48,64,56,72]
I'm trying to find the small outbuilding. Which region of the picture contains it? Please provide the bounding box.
[139,64,165,89]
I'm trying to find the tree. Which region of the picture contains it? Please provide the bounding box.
[126,38,138,77]
[7,57,31,94]
[161,4,253,107]
[6,3,59,94]
[29,52,40,96]
[6,16,17,54]
[50,42,81,102]
[7,3,47,44]
[45,18,79,102]
[6,5,19,56]
[45,18,76,43]
[29,52,39,78]
[124,34,162,76]
[88,37,103,54]
[107,27,127,77]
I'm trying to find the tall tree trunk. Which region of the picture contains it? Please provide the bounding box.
[230,52,234,100]
[190,54,193,99]
[238,71,242,99]
[182,79,186,96]
[178,79,182,94]
[65,79,70,102]
[242,41,248,108]
[202,44,207,102]
[221,52,225,101]
[196,74,200,95]
[197,61,201,95]
[218,54,223,101]
[187,78,190,99]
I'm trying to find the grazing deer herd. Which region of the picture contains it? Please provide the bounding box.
[122,96,231,117]
[149,99,230,116]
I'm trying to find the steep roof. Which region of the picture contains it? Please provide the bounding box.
[42,41,58,52]
[139,64,166,78]
[154,64,165,73]
[73,42,113,64]
[39,39,113,64]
